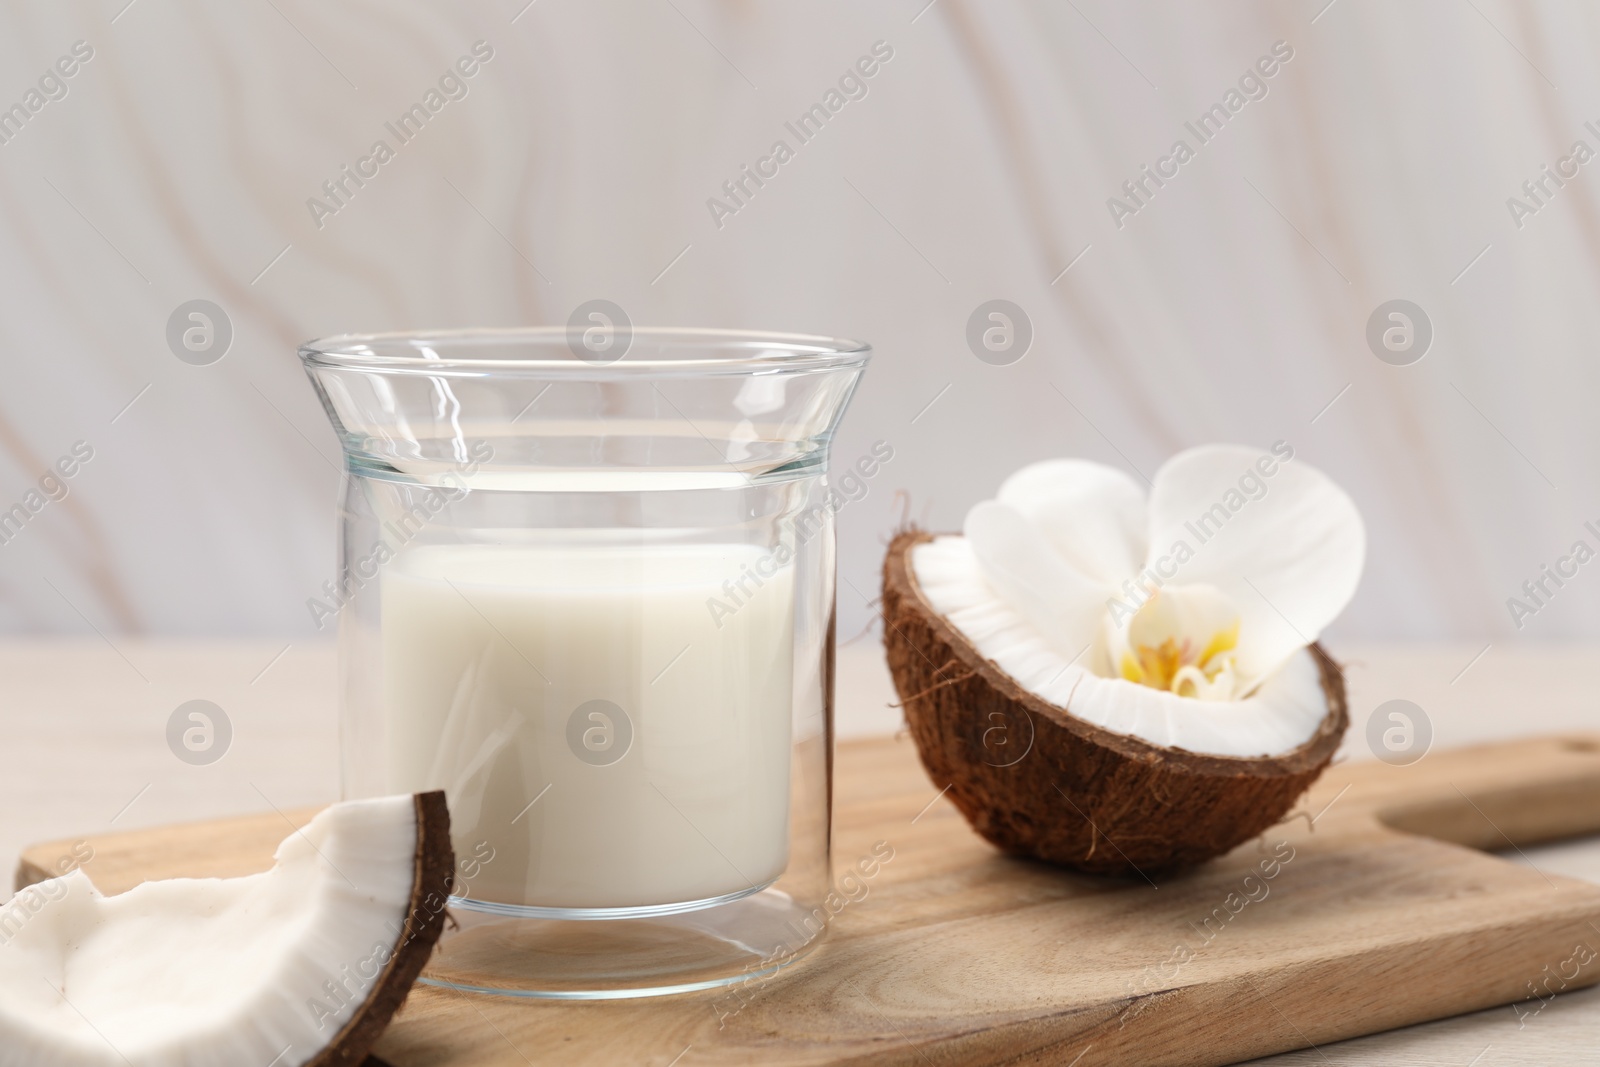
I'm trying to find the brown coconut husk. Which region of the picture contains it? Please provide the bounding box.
[882,531,1347,878]
[309,791,455,1067]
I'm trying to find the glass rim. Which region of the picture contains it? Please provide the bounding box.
[299,326,871,376]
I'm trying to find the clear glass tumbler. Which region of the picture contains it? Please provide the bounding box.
[299,327,870,998]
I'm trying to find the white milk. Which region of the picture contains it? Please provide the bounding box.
[380,542,794,910]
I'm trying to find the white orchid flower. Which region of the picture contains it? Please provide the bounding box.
[912,443,1365,757]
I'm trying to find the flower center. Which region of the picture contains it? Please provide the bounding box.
[1107,585,1243,700]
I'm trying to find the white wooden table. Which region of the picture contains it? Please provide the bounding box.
[3,639,1595,1064]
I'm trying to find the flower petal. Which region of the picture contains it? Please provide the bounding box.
[1145,444,1364,687]
[964,500,1111,658]
[996,459,1148,584]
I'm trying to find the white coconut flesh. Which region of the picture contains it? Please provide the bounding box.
[910,445,1366,760]
[0,796,423,1067]
[912,535,1331,757]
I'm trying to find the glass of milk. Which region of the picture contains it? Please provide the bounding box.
[300,327,870,998]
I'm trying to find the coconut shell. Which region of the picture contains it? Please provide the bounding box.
[882,531,1348,878]
[309,791,455,1067]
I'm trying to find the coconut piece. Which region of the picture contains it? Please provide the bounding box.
[0,792,452,1067]
[884,530,1346,877]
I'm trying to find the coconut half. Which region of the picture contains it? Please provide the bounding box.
[0,792,452,1067]
[886,530,1348,876]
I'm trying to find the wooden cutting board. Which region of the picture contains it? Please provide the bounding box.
[19,733,1600,1066]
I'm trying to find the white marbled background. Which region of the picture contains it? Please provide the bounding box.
[0,0,1597,652]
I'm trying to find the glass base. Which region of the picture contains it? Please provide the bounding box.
[423,886,826,999]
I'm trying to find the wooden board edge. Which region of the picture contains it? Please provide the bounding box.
[14,804,327,893]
